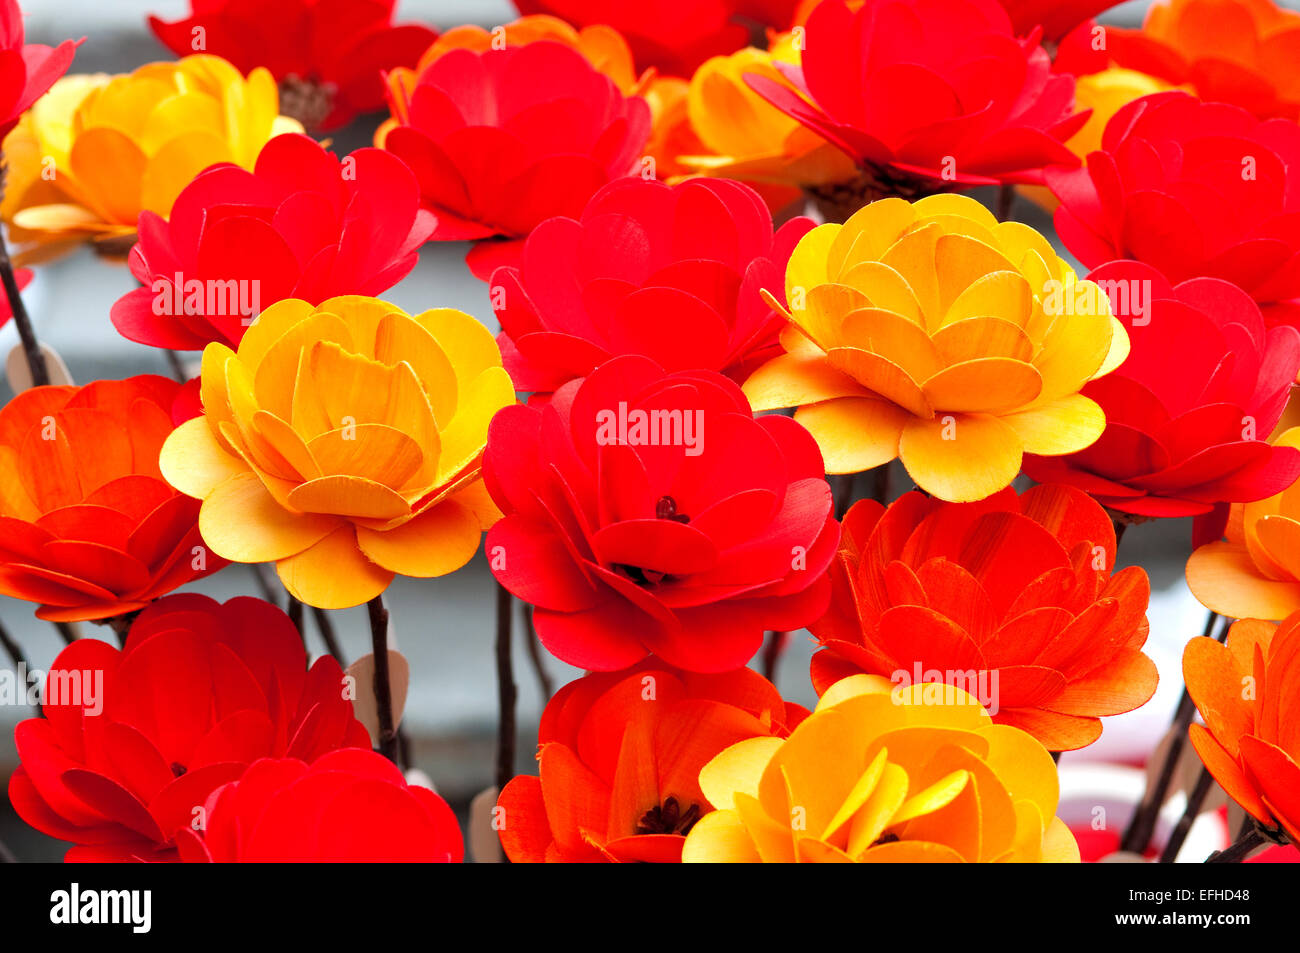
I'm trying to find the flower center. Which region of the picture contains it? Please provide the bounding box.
[635,797,701,836]
[170,762,187,777]
[655,495,690,523]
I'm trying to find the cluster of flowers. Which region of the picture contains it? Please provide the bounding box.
[1,0,1299,864]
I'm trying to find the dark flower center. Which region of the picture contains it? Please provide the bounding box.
[635,797,701,837]
[655,495,690,524]
[170,762,187,778]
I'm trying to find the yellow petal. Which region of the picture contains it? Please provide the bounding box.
[838,261,924,324]
[830,197,915,275]
[898,412,1023,502]
[434,366,515,487]
[741,352,866,412]
[252,309,354,419]
[786,223,840,305]
[1186,540,1300,621]
[1001,394,1105,456]
[941,271,1032,331]
[699,736,785,812]
[159,416,246,499]
[841,307,944,382]
[287,474,411,520]
[846,761,909,857]
[374,312,457,427]
[307,423,423,489]
[921,358,1042,414]
[826,347,931,418]
[276,524,394,610]
[354,499,482,577]
[199,471,341,562]
[794,397,907,474]
[680,809,761,863]
[931,316,1033,364]
[880,222,942,327]
[1041,815,1081,862]
[821,747,889,842]
[67,126,145,225]
[413,307,503,383]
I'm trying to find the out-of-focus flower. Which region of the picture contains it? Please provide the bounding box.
[742,193,1128,502]
[0,0,80,141]
[673,32,857,195]
[110,133,433,352]
[512,0,752,76]
[376,38,651,280]
[1186,427,1300,620]
[1103,0,1300,121]
[483,354,837,673]
[1184,614,1300,843]
[812,485,1155,750]
[749,0,1085,221]
[497,661,806,862]
[491,176,813,394]
[8,594,369,861]
[1049,91,1300,327]
[0,55,302,262]
[0,376,225,622]
[682,674,1081,862]
[1026,261,1300,543]
[148,0,437,131]
[158,297,512,609]
[176,750,463,862]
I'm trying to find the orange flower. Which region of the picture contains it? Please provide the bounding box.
[683,675,1080,862]
[496,662,806,862]
[1105,0,1300,120]
[812,485,1156,750]
[1184,615,1300,843]
[1186,427,1300,620]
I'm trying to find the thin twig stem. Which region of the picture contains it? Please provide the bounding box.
[366,595,398,763]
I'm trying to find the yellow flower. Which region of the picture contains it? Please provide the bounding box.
[742,193,1128,501]
[675,33,855,189]
[159,296,515,609]
[1020,67,1175,212]
[682,675,1081,863]
[1,55,302,262]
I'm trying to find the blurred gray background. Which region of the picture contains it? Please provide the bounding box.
[0,0,1219,861]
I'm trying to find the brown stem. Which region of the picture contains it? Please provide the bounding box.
[310,605,345,664]
[1158,767,1216,863]
[164,349,187,383]
[286,595,305,652]
[761,630,789,685]
[0,617,39,718]
[495,581,517,794]
[519,601,553,700]
[1121,610,1225,854]
[996,183,1015,223]
[1206,827,1266,863]
[52,621,79,645]
[366,595,398,763]
[0,164,47,388]
[251,563,280,603]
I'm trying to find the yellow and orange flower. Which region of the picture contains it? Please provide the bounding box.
[673,32,856,193]
[741,193,1129,502]
[1,54,301,262]
[1187,428,1300,620]
[1105,0,1300,120]
[682,675,1080,862]
[158,296,514,609]
[1184,615,1300,843]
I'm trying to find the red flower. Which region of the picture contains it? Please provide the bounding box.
[811,485,1156,750]
[491,176,814,394]
[1049,92,1300,326]
[1026,260,1300,542]
[8,594,370,861]
[497,661,806,862]
[110,133,433,351]
[148,0,436,131]
[483,354,837,673]
[997,0,1120,41]
[176,750,462,863]
[0,0,80,140]
[378,41,652,279]
[0,376,225,622]
[747,0,1085,198]
[512,0,750,76]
